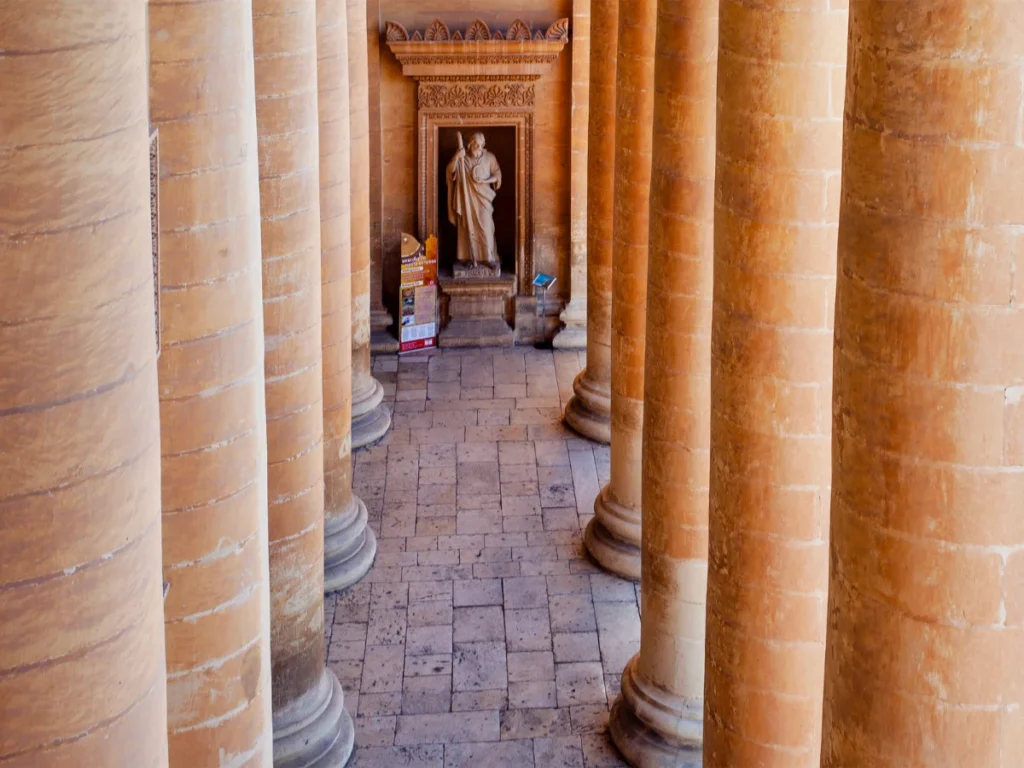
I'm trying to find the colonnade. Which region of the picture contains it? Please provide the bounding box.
[0,0,381,764]
[569,0,1024,765]
[2,0,1023,766]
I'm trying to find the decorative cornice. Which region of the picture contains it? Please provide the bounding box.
[385,18,570,79]
[386,18,569,44]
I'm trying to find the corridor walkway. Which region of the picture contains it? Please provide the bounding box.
[324,348,638,767]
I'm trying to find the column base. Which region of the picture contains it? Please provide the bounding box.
[564,369,611,444]
[584,485,641,581]
[324,496,377,594]
[352,375,391,449]
[609,656,703,768]
[273,670,354,768]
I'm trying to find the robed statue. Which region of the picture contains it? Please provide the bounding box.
[446,131,502,270]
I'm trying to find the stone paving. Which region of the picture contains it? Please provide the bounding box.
[324,348,639,767]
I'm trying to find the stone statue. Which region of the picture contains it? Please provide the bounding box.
[446,131,502,272]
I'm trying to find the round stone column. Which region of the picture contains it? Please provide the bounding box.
[347,0,391,449]
[0,2,169,764]
[564,0,617,444]
[552,0,591,351]
[252,1,354,764]
[583,0,657,580]
[607,0,717,764]
[318,0,377,594]
[822,3,1024,765]
[703,0,846,764]
[150,0,273,763]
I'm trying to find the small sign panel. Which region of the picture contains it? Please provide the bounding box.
[400,233,439,353]
[533,273,556,290]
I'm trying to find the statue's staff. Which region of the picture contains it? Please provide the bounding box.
[453,132,475,264]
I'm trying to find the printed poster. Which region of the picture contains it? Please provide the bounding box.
[399,233,438,353]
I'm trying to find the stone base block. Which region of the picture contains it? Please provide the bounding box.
[552,324,586,349]
[273,670,354,768]
[453,261,501,279]
[438,275,515,348]
[440,317,515,347]
[324,496,377,594]
[513,294,562,345]
[370,307,398,353]
[370,328,399,353]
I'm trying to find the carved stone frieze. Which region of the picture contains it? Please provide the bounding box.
[418,81,536,109]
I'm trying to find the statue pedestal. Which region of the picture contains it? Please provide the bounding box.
[439,274,515,347]
[453,261,501,280]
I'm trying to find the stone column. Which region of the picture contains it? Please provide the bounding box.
[348,0,391,449]
[703,0,846,764]
[583,0,657,580]
[0,2,169,764]
[822,3,1024,765]
[318,0,378,594]
[253,1,354,764]
[150,0,273,763]
[563,0,617,444]
[366,0,398,353]
[607,0,717,764]
[552,0,591,350]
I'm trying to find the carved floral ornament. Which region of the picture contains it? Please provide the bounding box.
[418,82,536,109]
[385,18,569,44]
[384,18,570,79]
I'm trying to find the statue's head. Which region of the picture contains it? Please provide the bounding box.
[468,132,485,157]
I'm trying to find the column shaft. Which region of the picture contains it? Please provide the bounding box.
[584,0,657,580]
[553,0,592,350]
[607,0,717,764]
[703,1,847,765]
[564,0,617,444]
[822,2,1024,765]
[319,0,377,595]
[0,2,169,764]
[348,0,391,449]
[366,0,397,353]
[253,1,353,764]
[151,0,273,763]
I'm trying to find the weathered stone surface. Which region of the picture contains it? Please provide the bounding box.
[349,0,391,448]
[255,0,351,762]
[607,0,717,765]
[150,0,273,763]
[320,0,376,595]
[703,1,846,765]
[822,3,1024,766]
[0,2,168,764]
[583,0,656,581]
[554,0,592,351]
[564,0,615,443]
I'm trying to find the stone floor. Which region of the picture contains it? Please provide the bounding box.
[324,347,638,767]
